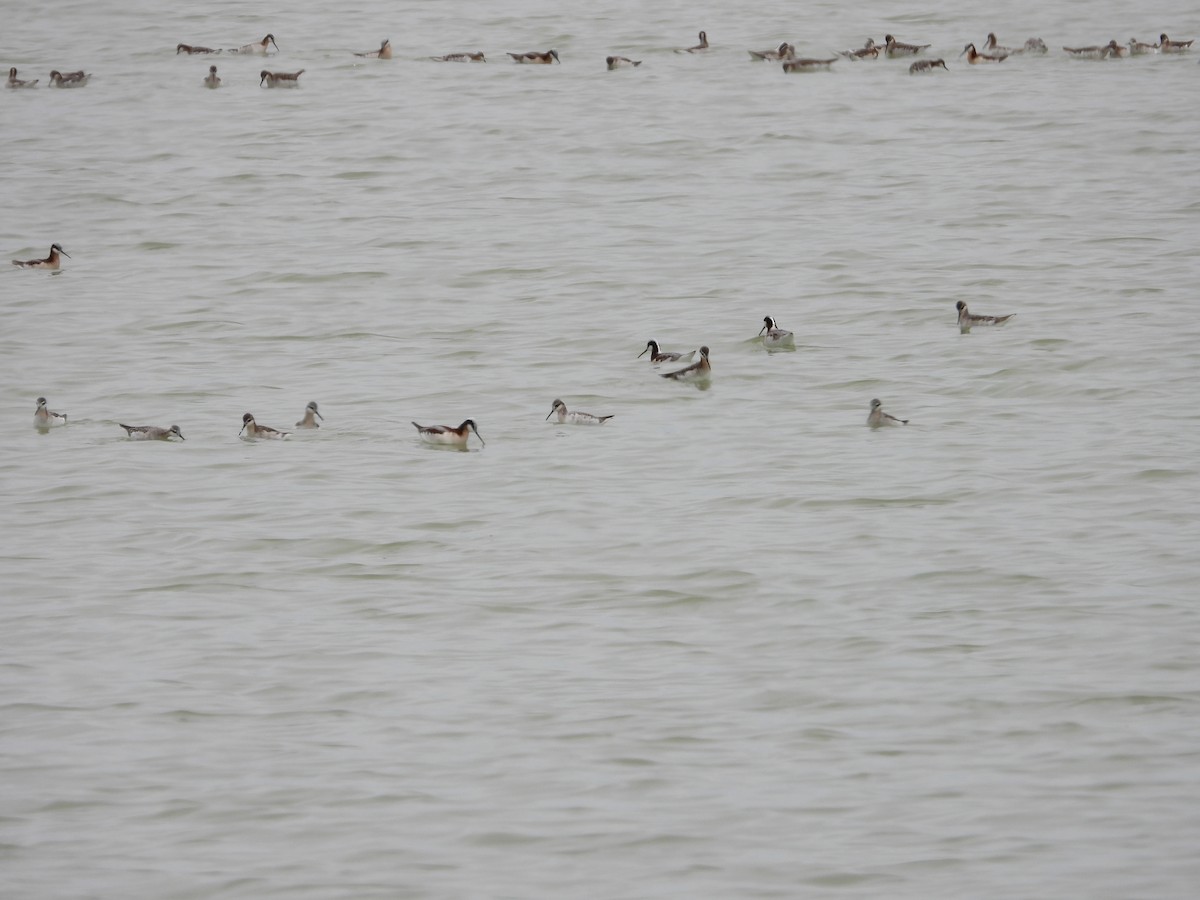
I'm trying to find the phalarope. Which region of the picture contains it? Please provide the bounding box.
[34,397,67,427]
[177,43,220,55]
[355,39,392,59]
[260,69,303,87]
[12,243,69,269]
[1159,33,1194,53]
[1103,40,1129,58]
[884,35,929,57]
[837,38,880,60]
[432,52,486,62]
[1128,37,1159,55]
[661,346,711,381]
[204,65,221,88]
[295,401,323,429]
[676,31,710,53]
[119,424,184,441]
[982,33,1017,55]
[240,412,288,439]
[232,34,279,55]
[758,316,796,349]
[956,300,1014,332]
[1022,38,1048,54]
[960,43,1006,63]
[411,419,485,447]
[7,67,38,88]
[910,58,948,73]
[606,55,642,69]
[868,398,908,428]
[1062,44,1111,59]
[749,42,794,61]
[49,70,90,87]
[547,399,613,425]
[508,50,559,64]
[782,56,836,72]
[638,340,695,363]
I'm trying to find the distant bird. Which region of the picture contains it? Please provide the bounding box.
[758,316,795,349]
[606,55,641,69]
[49,69,90,87]
[960,43,1006,64]
[546,399,613,425]
[677,31,710,53]
[232,34,279,55]
[295,401,323,429]
[884,35,929,57]
[1104,40,1129,58]
[1062,44,1111,59]
[433,52,486,62]
[910,58,948,73]
[661,346,711,381]
[638,340,695,363]
[261,69,304,87]
[782,56,837,72]
[1128,37,1160,55]
[1159,33,1194,53]
[867,398,908,428]
[240,412,288,439]
[34,397,67,427]
[982,33,1017,55]
[176,43,220,55]
[7,67,39,88]
[749,42,794,61]
[956,300,1015,332]
[119,424,185,441]
[12,243,69,269]
[838,38,881,60]
[204,65,221,88]
[412,419,485,447]
[1021,38,1049,54]
[355,39,392,59]
[508,50,559,64]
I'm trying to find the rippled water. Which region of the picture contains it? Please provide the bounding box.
[4,1,1200,897]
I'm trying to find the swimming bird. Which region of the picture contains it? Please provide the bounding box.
[7,67,38,88]
[432,52,486,62]
[411,419,484,447]
[960,43,1006,63]
[1022,38,1049,54]
[638,340,695,363]
[758,316,795,349]
[119,423,185,441]
[546,399,613,425]
[1128,37,1159,55]
[204,65,220,88]
[176,43,220,54]
[909,58,948,73]
[606,55,642,69]
[260,69,303,87]
[661,346,711,381]
[677,31,709,53]
[508,50,559,64]
[782,56,837,72]
[982,33,1017,55]
[355,39,392,59]
[34,397,67,427]
[1159,34,1194,53]
[12,243,69,269]
[884,35,929,57]
[956,300,1015,332]
[295,401,323,429]
[749,42,794,61]
[232,34,278,55]
[837,38,881,60]
[240,412,288,439]
[1062,44,1111,59]
[1104,40,1129,58]
[867,398,908,428]
[49,69,90,87]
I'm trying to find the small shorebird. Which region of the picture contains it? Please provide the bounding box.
[1063,44,1111,59]
[295,401,323,429]
[960,43,1006,63]
[910,58,949,73]
[837,38,881,60]
[240,412,288,439]
[638,340,695,363]
[884,35,929,57]
[957,300,1015,332]
[49,69,90,87]
[749,42,794,61]
[782,56,837,72]
[177,43,220,54]
[758,316,796,349]
[661,346,711,381]
[982,33,1017,55]
[677,31,709,53]
[412,419,485,447]
[261,69,303,87]
[204,65,221,88]
[606,55,642,69]
[12,243,69,269]
[1022,38,1048,54]
[508,50,559,64]
[546,399,613,425]
[1159,33,1194,53]
[7,67,38,88]
[119,424,185,441]
[233,34,279,54]
[432,52,486,62]
[1104,40,1129,58]
[1128,37,1159,55]
[34,397,67,427]
[355,39,392,59]
[868,398,908,428]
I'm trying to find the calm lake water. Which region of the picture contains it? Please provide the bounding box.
[3,1,1199,897]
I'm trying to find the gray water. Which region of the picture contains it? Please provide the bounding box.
[3,1,1200,897]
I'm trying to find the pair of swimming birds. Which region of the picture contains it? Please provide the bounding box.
[33,397,186,439]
